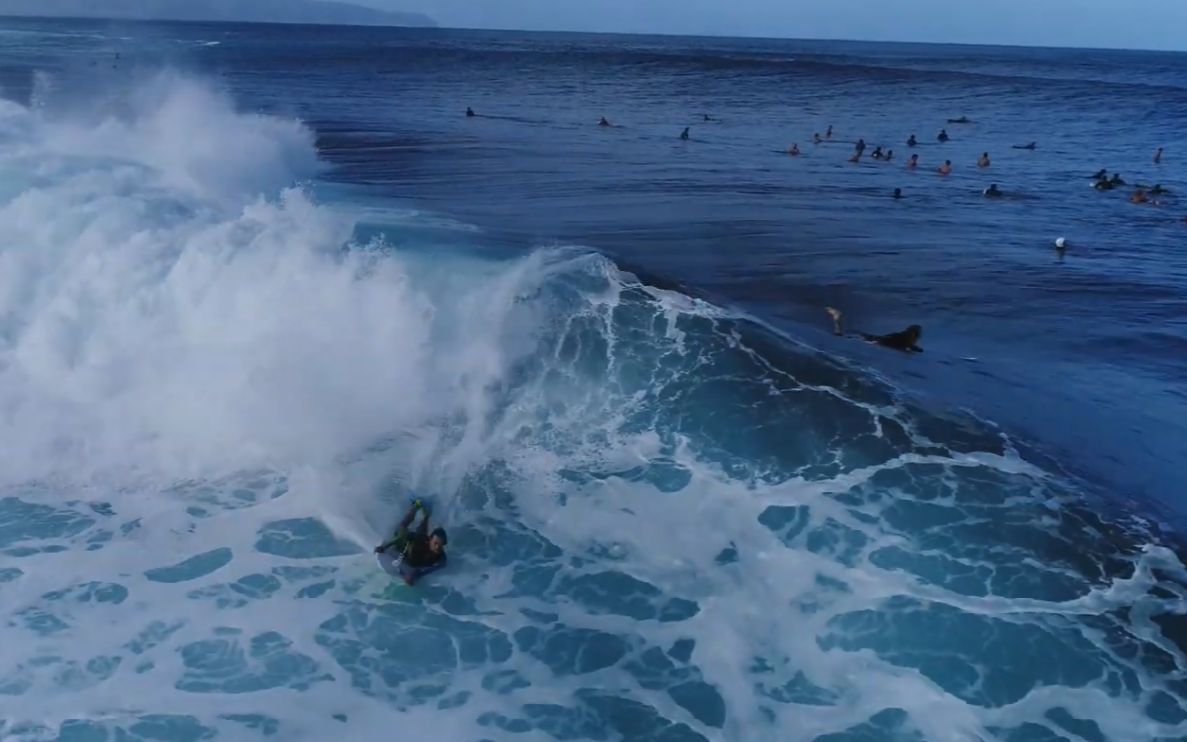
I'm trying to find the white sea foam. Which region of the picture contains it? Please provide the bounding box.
[0,70,1184,742]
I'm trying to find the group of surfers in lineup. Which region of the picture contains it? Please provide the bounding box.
[465,105,1180,356]
[785,119,1171,208]
[575,109,1173,212]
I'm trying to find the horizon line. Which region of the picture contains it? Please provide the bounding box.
[2,12,1185,55]
[433,23,1187,55]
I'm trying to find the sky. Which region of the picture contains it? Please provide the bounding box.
[369,0,1187,51]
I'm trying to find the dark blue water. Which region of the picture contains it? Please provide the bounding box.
[308,30,1187,517]
[1,17,1186,742]
[14,20,1178,512]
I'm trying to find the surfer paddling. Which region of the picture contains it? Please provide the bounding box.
[375,498,448,585]
[827,307,924,353]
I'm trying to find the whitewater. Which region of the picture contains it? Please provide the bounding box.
[2,69,1186,742]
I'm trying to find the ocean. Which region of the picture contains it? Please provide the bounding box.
[0,16,1185,742]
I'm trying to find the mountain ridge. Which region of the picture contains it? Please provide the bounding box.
[0,0,435,27]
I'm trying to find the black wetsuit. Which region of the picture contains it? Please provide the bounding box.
[860,330,923,353]
[378,506,448,579]
[403,536,446,570]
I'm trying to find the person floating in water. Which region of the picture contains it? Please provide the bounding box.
[893,187,904,200]
[854,138,866,155]
[788,143,801,156]
[1130,189,1149,205]
[1149,184,1169,195]
[1154,147,1163,164]
[826,125,834,139]
[1092,168,1108,180]
[938,160,952,175]
[885,149,894,162]
[598,116,612,127]
[983,183,1003,198]
[871,145,884,160]
[827,308,923,353]
[466,107,475,117]
[1012,142,1037,150]
[907,153,919,169]
[947,116,971,124]
[937,129,950,143]
[703,113,713,122]
[1110,173,1126,186]
[813,132,823,145]
[680,127,690,140]
[375,498,448,586]
[907,134,917,147]
[977,152,990,167]
[1094,177,1115,191]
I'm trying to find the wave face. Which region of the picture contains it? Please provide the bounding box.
[2,71,1187,742]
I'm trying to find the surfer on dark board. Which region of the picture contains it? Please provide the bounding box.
[375,498,448,585]
[826,307,924,353]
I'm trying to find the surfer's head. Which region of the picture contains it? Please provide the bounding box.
[429,528,448,553]
[905,325,923,342]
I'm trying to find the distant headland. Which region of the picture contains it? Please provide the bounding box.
[0,0,436,27]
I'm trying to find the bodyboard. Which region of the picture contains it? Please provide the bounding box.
[376,550,406,579]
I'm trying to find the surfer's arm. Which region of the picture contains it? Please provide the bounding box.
[826,307,844,336]
[376,498,425,552]
[375,530,406,552]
